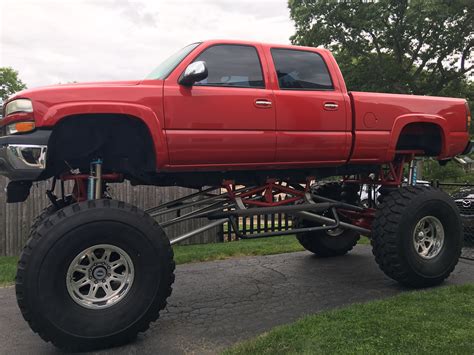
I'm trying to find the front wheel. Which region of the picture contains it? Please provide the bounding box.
[16,199,175,351]
[29,195,75,235]
[371,186,462,287]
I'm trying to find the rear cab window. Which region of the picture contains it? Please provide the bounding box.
[270,48,334,90]
[192,44,265,88]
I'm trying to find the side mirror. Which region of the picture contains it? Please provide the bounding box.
[178,61,208,86]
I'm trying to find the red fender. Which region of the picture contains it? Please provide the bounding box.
[386,114,448,160]
[41,102,169,168]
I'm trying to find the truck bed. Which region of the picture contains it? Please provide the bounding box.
[349,91,469,163]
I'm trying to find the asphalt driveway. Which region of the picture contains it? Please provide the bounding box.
[1,245,473,354]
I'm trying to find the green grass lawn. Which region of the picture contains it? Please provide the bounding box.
[224,284,474,355]
[175,235,369,264]
[0,257,17,287]
[174,234,304,264]
[0,235,370,286]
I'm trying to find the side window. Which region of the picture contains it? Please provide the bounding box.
[271,49,333,90]
[193,45,264,88]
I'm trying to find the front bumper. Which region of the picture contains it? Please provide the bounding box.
[0,130,51,180]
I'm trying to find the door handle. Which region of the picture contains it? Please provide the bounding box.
[255,99,272,108]
[323,102,339,111]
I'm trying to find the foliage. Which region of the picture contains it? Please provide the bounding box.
[0,67,27,101]
[225,283,474,354]
[422,158,474,187]
[289,0,474,132]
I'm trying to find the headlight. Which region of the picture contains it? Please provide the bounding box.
[6,121,35,135]
[5,99,33,116]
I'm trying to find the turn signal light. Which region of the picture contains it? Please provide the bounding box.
[6,121,36,135]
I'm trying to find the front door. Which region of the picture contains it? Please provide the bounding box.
[163,44,275,167]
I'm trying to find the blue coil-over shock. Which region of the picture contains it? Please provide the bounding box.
[87,158,103,200]
[408,159,418,186]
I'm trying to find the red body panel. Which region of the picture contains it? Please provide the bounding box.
[349,91,469,161]
[162,42,276,166]
[163,85,276,165]
[2,39,469,174]
[261,45,352,165]
[5,80,170,167]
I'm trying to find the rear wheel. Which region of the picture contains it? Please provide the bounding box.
[372,186,462,287]
[16,199,175,351]
[295,182,360,257]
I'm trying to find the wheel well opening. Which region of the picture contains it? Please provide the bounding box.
[396,123,443,156]
[45,114,156,181]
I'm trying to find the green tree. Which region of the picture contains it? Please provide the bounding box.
[288,0,473,97]
[289,0,474,180]
[423,158,474,184]
[0,67,27,101]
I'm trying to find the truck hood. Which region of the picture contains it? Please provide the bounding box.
[9,80,142,102]
[2,79,163,128]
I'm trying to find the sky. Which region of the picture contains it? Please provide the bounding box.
[0,0,295,88]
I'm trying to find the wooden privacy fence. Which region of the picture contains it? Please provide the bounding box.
[0,177,294,256]
[0,177,221,256]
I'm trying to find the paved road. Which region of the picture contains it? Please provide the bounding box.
[1,245,473,354]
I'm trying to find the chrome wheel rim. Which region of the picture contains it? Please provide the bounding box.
[66,244,134,309]
[413,216,445,259]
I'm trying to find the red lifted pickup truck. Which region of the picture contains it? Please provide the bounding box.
[1,40,472,351]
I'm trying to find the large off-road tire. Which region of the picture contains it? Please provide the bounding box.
[16,199,175,351]
[29,195,75,235]
[295,182,360,257]
[372,186,462,287]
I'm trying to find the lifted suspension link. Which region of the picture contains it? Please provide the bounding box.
[229,207,342,239]
[222,179,312,207]
[295,211,371,235]
[207,201,340,219]
[343,153,417,187]
[220,179,372,238]
[60,171,123,202]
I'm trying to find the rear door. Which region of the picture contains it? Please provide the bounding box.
[268,48,351,164]
[163,44,275,166]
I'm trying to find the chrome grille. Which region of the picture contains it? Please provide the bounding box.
[455,200,474,216]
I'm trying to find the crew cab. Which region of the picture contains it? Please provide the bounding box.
[0,39,471,201]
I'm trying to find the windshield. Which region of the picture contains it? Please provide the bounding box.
[145,43,201,80]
